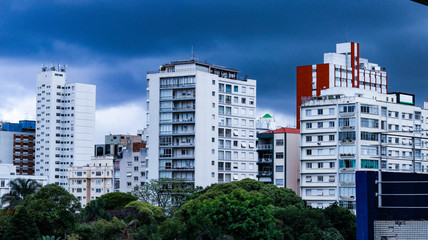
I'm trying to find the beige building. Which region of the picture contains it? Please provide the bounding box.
[68,156,114,207]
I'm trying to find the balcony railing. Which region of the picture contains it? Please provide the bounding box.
[160,83,196,88]
[257,171,272,176]
[258,144,273,150]
[258,158,273,163]
[160,131,195,135]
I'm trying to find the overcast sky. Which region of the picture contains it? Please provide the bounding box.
[0,0,426,143]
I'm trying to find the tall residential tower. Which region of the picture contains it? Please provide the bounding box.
[35,65,96,186]
[147,59,257,187]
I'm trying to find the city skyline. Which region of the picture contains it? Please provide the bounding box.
[0,1,426,143]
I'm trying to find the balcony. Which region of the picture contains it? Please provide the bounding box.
[257,144,273,150]
[339,139,355,144]
[159,166,195,171]
[339,153,355,158]
[339,126,355,130]
[160,83,196,89]
[257,171,272,177]
[159,154,195,159]
[160,131,195,136]
[160,106,196,112]
[257,158,273,164]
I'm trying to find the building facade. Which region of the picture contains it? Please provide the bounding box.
[35,65,96,186]
[296,42,388,128]
[119,142,147,193]
[68,156,114,207]
[257,127,300,194]
[147,59,257,187]
[0,121,36,175]
[300,87,428,210]
[0,164,48,207]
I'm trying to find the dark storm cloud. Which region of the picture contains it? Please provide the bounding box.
[0,0,426,115]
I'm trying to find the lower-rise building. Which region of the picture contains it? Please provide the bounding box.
[119,142,147,193]
[257,127,300,194]
[0,164,47,206]
[68,156,114,207]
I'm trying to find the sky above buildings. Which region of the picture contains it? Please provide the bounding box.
[0,0,426,143]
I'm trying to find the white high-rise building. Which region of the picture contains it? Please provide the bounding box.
[35,65,96,186]
[146,59,257,187]
[300,87,428,211]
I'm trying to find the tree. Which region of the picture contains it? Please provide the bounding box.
[125,201,165,224]
[259,184,304,208]
[0,178,41,209]
[273,205,332,240]
[183,189,283,239]
[132,178,201,215]
[97,192,136,210]
[80,199,111,222]
[3,206,40,240]
[23,184,81,237]
[93,217,126,240]
[323,203,356,240]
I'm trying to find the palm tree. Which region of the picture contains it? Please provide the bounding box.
[1,178,41,209]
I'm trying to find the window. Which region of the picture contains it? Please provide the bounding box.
[339,104,355,113]
[361,118,379,128]
[317,176,323,182]
[306,109,312,116]
[306,123,312,129]
[339,132,356,141]
[329,135,335,141]
[329,121,335,128]
[276,152,284,159]
[276,166,284,172]
[317,122,323,128]
[339,159,356,168]
[234,86,238,92]
[361,132,379,141]
[317,136,323,142]
[329,108,335,115]
[306,176,312,182]
[361,159,378,169]
[276,179,284,185]
[306,163,312,169]
[276,139,284,146]
[318,109,323,115]
[361,104,379,114]
[306,136,312,142]
[306,149,312,155]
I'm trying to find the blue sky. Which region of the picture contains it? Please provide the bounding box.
[0,0,426,142]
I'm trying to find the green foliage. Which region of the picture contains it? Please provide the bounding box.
[72,224,96,240]
[319,228,345,240]
[37,236,61,240]
[323,203,356,240]
[125,201,166,223]
[132,178,201,215]
[98,192,136,210]
[93,217,127,240]
[185,189,282,239]
[0,214,11,239]
[0,178,41,210]
[23,184,81,237]
[80,199,111,222]
[260,184,304,208]
[273,205,333,240]
[3,206,40,240]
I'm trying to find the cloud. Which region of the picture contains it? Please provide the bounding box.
[95,101,146,144]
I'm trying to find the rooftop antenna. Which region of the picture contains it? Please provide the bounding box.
[345,26,348,42]
[191,45,194,60]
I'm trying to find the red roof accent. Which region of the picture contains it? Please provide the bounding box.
[262,127,300,134]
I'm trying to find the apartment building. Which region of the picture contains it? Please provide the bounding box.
[296,42,388,128]
[0,121,36,175]
[257,127,300,194]
[35,65,96,186]
[68,156,114,207]
[119,142,147,193]
[0,164,47,206]
[300,87,428,210]
[147,59,257,187]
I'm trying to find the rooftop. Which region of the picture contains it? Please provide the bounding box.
[262,127,300,134]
